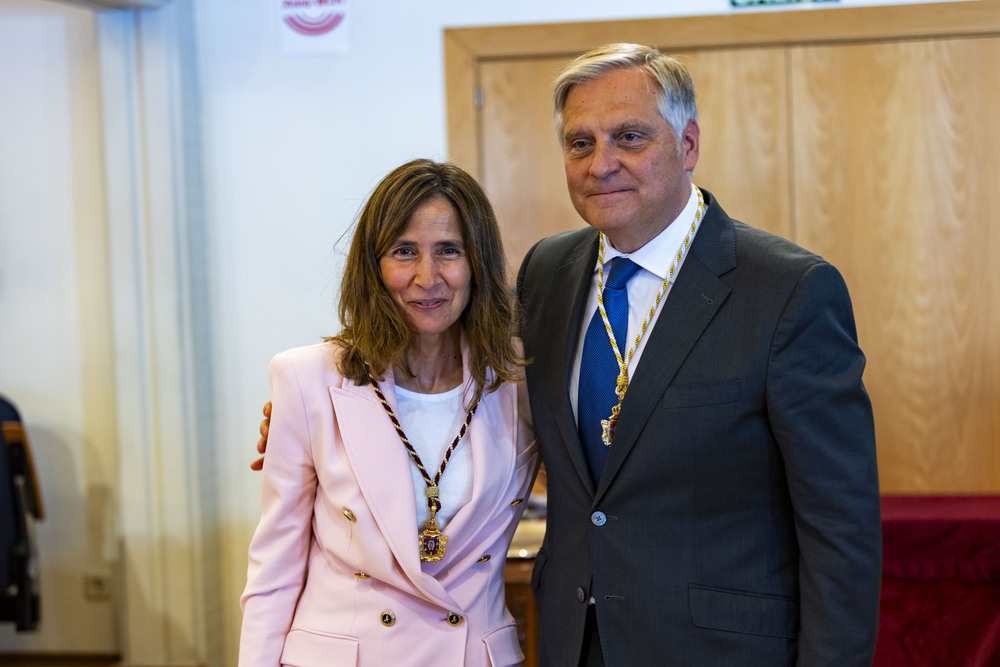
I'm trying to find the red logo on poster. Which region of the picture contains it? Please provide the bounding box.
[282,0,345,37]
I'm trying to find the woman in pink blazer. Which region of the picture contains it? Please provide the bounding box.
[240,160,539,666]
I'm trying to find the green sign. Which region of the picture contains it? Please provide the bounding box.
[732,0,839,6]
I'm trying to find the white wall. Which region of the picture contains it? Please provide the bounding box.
[0,0,119,653]
[0,0,968,662]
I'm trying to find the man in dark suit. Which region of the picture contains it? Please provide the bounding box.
[515,43,881,665]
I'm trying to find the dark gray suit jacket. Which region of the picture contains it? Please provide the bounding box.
[516,190,881,666]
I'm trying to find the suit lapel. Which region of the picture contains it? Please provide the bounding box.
[331,373,459,610]
[596,193,736,499]
[537,231,602,495]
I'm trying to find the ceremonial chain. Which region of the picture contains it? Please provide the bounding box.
[366,365,479,562]
[595,186,705,447]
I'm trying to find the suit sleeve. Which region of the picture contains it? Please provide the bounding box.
[515,241,539,333]
[239,352,318,666]
[766,261,881,666]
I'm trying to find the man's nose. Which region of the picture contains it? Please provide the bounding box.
[589,141,621,178]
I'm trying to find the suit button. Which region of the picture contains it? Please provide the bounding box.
[354,572,371,579]
[576,587,587,602]
[591,511,607,526]
[509,497,524,506]
[476,554,491,563]
[380,611,395,626]
[342,508,357,522]
[446,612,464,626]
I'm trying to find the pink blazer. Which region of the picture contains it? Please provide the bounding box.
[239,341,538,666]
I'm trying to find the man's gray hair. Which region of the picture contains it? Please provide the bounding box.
[553,43,698,141]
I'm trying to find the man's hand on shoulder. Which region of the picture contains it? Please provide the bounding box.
[250,401,271,471]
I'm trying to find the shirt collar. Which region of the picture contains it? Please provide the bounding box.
[599,182,700,282]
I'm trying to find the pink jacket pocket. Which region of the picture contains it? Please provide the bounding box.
[483,622,524,666]
[281,628,359,666]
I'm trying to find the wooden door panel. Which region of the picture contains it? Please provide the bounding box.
[791,36,1000,492]
[682,47,791,240]
[480,57,579,276]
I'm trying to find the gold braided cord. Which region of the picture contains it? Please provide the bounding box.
[594,186,705,392]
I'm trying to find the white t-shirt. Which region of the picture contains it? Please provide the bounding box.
[394,384,473,530]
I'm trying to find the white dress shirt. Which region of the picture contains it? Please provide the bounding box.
[569,183,703,421]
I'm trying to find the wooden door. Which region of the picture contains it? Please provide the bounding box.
[790,36,1000,491]
[446,1,1000,494]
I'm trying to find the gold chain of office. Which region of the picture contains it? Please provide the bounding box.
[594,186,704,446]
[366,365,479,562]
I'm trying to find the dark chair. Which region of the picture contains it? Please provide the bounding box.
[0,395,43,631]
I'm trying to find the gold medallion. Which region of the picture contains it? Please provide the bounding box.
[601,373,628,445]
[418,516,448,562]
[600,417,615,446]
[601,402,623,446]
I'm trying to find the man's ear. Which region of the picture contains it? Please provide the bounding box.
[681,119,700,172]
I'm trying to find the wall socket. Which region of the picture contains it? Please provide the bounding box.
[83,573,112,601]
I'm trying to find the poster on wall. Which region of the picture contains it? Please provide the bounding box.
[279,0,350,55]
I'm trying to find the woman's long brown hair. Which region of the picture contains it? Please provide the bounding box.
[327,159,525,404]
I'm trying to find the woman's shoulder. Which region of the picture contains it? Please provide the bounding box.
[269,340,347,383]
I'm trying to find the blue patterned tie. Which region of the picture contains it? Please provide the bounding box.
[578,257,641,484]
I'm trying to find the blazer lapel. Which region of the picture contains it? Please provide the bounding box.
[596,193,736,498]
[332,373,459,610]
[537,231,602,495]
